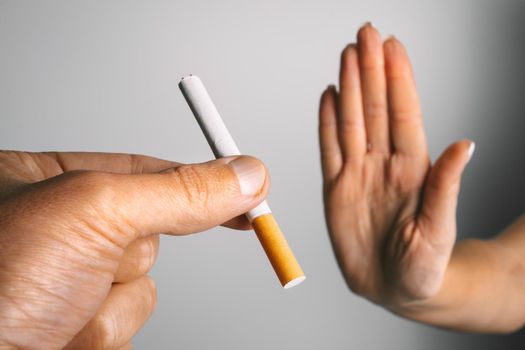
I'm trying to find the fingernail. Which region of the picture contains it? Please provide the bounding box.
[229,156,266,196]
[363,21,374,28]
[467,141,476,162]
[386,34,397,41]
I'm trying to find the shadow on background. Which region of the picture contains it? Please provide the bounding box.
[453,1,525,347]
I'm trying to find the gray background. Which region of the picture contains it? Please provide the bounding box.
[1,0,524,348]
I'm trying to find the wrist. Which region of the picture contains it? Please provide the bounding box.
[390,238,525,333]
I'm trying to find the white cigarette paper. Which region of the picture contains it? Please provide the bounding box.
[178,75,271,220]
[178,75,305,289]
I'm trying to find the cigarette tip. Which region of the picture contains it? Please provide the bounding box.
[180,74,199,83]
[284,275,306,289]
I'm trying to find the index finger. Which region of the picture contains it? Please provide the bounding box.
[43,152,181,176]
[0,151,181,183]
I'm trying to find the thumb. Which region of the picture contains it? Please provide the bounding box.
[419,140,475,241]
[66,156,269,246]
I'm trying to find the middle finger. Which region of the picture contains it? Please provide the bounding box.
[357,23,390,154]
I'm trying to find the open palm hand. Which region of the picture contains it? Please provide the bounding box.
[320,23,474,306]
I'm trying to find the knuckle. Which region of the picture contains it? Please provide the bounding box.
[339,118,365,131]
[135,238,158,275]
[171,165,210,207]
[390,108,422,124]
[128,154,143,174]
[66,171,118,205]
[92,312,119,350]
[60,171,128,246]
[142,276,158,311]
[364,100,387,117]
[385,65,409,79]
[87,279,157,350]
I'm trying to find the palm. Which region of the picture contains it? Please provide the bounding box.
[327,151,434,303]
[319,25,472,304]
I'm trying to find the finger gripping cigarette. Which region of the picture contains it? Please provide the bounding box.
[178,75,305,289]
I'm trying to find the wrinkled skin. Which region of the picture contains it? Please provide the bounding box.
[0,152,268,349]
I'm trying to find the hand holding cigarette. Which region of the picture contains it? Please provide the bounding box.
[0,151,269,348]
[179,75,305,289]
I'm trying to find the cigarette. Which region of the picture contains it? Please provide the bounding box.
[179,75,305,289]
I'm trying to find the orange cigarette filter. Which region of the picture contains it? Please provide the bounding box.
[179,75,305,289]
[252,214,305,288]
